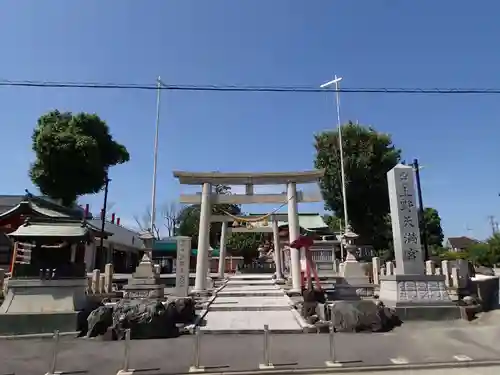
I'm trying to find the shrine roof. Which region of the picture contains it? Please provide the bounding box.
[8,219,111,239]
[0,193,88,220]
[88,219,141,248]
[173,169,325,185]
[277,214,328,230]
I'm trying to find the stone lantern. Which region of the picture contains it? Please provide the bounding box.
[123,229,164,299]
[340,225,369,285]
[139,229,155,263]
[343,225,360,263]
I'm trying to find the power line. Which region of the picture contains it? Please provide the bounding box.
[1,79,500,94]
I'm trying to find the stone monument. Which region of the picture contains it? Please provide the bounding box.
[123,230,164,299]
[378,164,460,319]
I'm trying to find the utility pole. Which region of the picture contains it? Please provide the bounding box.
[100,177,111,265]
[488,215,498,236]
[465,224,473,238]
[413,159,429,261]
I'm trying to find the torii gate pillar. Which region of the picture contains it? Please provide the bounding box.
[287,182,302,293]
[192,182,212,294]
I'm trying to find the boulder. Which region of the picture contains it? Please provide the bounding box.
[329,300,401,333]
[81,297,198,339]
[77,299,105,337]
[86,306,113,337]
[301,289,326,319]
[112,299,179,339]
[170,297,196,323]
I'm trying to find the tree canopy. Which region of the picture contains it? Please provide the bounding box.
[29,110,130,206]
[314,122,401,248]
[465,234,500,267]
[422,207,444,248]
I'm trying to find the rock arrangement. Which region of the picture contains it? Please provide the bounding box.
[328,300,402,332]
[300,293,402,333]
[79,297,196,339]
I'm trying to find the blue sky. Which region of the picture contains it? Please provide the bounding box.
[1,0,499,240]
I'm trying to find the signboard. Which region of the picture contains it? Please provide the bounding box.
[175,236,191,297]
[387,164,424,275]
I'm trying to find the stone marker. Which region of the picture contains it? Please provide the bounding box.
[372,257,381,285]
[104,263,113,294]
[175,236,191,297]
[378,164,459,320]
[0,268,4,294]
[92,269,100,294]
[425,260,435,276]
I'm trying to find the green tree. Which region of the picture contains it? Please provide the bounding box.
[30,110,130,206]
[226,232,264,263]
[466,233,500,267]
[323,214,343,232]
[422,207,444,248]
[314,122,401,249]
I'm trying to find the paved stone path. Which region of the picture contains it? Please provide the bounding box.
[200,274,304,333]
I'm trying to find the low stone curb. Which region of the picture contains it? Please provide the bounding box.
[0,331,79,340]
[197,328,304,334]
[177,359,500,375]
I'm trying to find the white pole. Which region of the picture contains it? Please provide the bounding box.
[333,76,349,233]
[321,75,349,261]
[150,76,162,234]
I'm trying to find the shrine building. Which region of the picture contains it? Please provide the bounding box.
[0,192,143,273]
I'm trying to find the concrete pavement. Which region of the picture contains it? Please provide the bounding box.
[2,321,500,374]
[308,367,500,375]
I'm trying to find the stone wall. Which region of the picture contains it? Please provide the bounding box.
[372,257,465,289]
[86,263,114,295]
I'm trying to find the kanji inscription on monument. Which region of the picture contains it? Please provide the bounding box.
[387,164,424,275]
[175,236,192,297]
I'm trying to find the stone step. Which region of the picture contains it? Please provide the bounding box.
[209,305,291,312]
[223,284,279,290]
[216,290,285,297]
[199,310,304,334]
[209,296,292,312]
[229,275,275,281]
[226,280,276,285]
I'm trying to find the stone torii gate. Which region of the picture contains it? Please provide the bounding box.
[173,170,325,295]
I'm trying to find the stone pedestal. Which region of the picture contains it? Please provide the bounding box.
[342,261,370,285]
[123,255,164,299]
[1,278,87,313]
[379,274,461,320]
[0,278,88,335]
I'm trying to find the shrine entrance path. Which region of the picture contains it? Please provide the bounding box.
[199,274,305,333]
